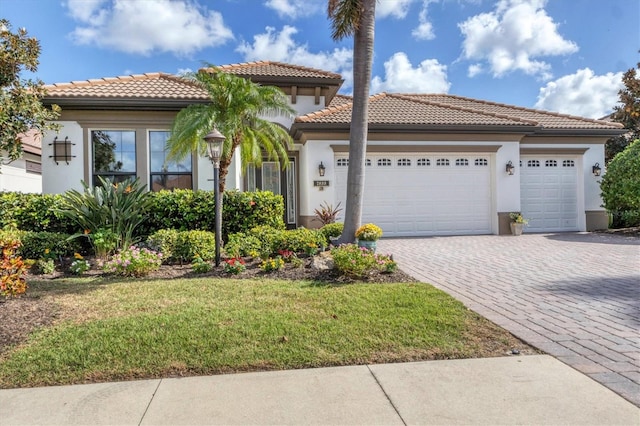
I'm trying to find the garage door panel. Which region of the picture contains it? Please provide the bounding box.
[521,155,579,233]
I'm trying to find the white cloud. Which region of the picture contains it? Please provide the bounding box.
[458,0,578,79]
[236,26,354,90]
[412,7,435,40]
[65,0,234,56]
[534,68,623,118]
[264,0,322,19]
[468,63,483,77]
[371,52,450,93]
[377,0,415,18]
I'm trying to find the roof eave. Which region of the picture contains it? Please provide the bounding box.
[43,97,211,111]
[531,128,628,137]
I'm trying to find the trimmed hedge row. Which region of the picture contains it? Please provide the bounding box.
[0,190,285,239]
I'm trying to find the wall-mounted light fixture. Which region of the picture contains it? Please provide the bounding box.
[592,162,601,177]
[318,161,326,177]
[505,161,515,175]
[49,136,75,164]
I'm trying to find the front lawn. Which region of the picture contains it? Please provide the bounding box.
[0,277,533,388]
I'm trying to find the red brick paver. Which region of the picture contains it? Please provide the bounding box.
[379,233,640,406]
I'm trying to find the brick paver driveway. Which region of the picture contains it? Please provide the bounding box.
[378,233,640,406]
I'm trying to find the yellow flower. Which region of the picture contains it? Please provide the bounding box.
[44,248,50,254]
[74,252,83,259]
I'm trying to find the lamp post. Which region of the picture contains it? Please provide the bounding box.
[204,128,225,267]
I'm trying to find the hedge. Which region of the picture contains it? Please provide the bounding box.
[0,189,285,240]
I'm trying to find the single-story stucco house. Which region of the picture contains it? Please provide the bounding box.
[1,130,42,193]
[39,61,625,236]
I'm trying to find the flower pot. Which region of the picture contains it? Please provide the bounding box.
[510,222,524,236]
[357,240,377,252]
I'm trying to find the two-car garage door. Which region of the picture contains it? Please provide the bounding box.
[335,154,492,237]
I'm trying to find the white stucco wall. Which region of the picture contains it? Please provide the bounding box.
[583,144,606,211]
[41,121,85,194]
[495,142,521,213]
[0,159,41,193]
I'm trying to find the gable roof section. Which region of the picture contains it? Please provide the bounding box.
[293,92,624,138]
[214,61,343,81]
[43,73,209,110]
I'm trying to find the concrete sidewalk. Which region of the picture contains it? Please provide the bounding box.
[2,355,638,425]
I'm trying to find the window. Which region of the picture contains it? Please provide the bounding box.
[417,158,430,166]
[377,158,392,166]
[562,160,575,167]
[149,131,192,191]
[337,158,349,167]
[455,158,469,166]
[527,160,540,167]
[475,158,488,166]
[365,159,372,166]
[545,160,558,167]
[92,130,136,184]
[397,158,411,166]
[436,158,450,166]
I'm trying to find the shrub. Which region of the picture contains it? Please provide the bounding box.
[0,193,70,233]
[174,230,216,263]
[278,228,325,255]
[331,244,397,278]
[247,226,286,259]
[223,190,285,237]
[224,232,262,258]
[146,229,180,263]
[57,177,152,250]
[320,222,344,245]
[0,232,29,298]
[191,254,212,274]
[601,139,640,228]
[103,246,163,277]
[17,231,81,261]
[33,258,55,275]
[223,257,246,275]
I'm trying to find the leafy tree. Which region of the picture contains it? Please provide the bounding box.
[166,68,295,192]
[600,139,640,227]
[606,59,639,163]
[328,0,377,244]
[0,19,60,163]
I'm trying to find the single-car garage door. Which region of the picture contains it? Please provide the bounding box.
[335,154,492,237]
[520,156,579,232]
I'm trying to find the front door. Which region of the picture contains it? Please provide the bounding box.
[247,159,297,227]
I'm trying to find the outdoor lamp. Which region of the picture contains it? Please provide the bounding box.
[592,162,601,177]
[204,128,225,166]
[318,161,326,177]
[203,128,226,267]
[506,161,515,175]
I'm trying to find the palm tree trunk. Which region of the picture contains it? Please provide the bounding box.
[338,0,376,244]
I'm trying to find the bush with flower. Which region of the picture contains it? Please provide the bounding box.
[260,256,285,272]
[509,212,529,225]
[69,252,91,275]
[103,245,163,277]
[331,244,397,278]
[355,223,383,241]
[223,257,246,275]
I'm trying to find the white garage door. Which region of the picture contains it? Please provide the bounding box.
[520,156,579,232]
[335,154,492,237]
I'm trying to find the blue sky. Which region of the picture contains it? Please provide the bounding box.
[3,0,638,119]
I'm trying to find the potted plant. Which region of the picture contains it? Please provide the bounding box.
[509,212,529,236]
[355,223,383,251]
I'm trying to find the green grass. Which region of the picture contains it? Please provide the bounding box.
[0,277,517,387]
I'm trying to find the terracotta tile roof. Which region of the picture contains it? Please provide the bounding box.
[404,94,623,130]
[212,61,343,80]
[328,94,353,108]
[44,73,208,100]
[20,130,41,155]
[297,93,538,126]
[296,93,624,130]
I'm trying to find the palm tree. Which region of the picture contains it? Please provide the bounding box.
[328,0,376,244]
[166,67,296,192]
